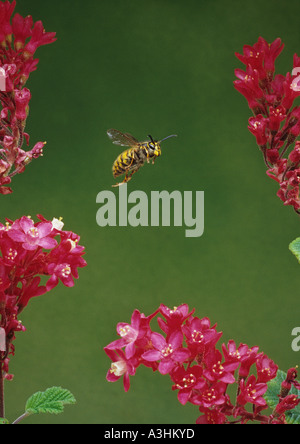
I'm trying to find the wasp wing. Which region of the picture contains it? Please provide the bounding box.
[107,129,139,147]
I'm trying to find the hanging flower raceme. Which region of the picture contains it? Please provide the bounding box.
[0,214,87,379]
[104,304,300,424]
[0,0,56,194]
[234,37,300,214]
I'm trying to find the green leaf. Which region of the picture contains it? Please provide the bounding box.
[289,238,300,264]
[264,370,300,424]
[0,418,9,424]
[25,386,76,416]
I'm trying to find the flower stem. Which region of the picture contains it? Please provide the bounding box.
[0,361,4,419]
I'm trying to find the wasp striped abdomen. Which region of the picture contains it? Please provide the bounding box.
[112,148,137,178]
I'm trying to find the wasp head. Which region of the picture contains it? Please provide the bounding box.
[148,135,161,157]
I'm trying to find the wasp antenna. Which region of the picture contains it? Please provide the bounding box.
[148,134,155,143]
[159,134,178,143]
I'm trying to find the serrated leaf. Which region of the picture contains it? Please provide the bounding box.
[289,238,300,264]
[25,386,76,416]
[264,370,300,424]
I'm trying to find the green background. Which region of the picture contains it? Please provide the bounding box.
[2,0,300,424]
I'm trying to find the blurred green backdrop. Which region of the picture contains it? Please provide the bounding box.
[2,0,300,424]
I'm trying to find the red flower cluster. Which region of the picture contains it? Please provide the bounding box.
[234,37,300,213]
[268,367,300,423]
[0,0,56,194]
[0,214,87,379]
[104,304,299,424]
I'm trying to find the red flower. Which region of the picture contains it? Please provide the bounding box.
[157,303,194,336]
[105,306,292,424]
[239,345,261,378]
[190,380,227,408]
[0,0,56,194]
[288,141,300,165]
[266,148,280,165]
[256,354,278,383]
[11,12,33,49]
[14,88,31,120]
[18,276,46,310]
[45,233,87,291]
[248,115,268,146]
[264,38,284,74]
[234,65,263,112]
[237,375,267,407]
[8,216,57,251]
[46,263,74,289]
[222,340,261,378]
[269,106,286,132]
[171,365,205,405]
[104,348,136,393]
[104,309,157,359]
[196,407,227,424]
[0,214,86,375]
[142,331,190,375]
[235,37,284,81]
[183,316,222,361]
[274,394,300,417]
[203,348,239,384]
[0,263,10,291]
[0,0,16,42]
[280,367,300,397]
[235,37,300,214]
[24,20,56,57]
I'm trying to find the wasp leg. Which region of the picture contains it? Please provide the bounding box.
[112,169,138,187]
[112,152,137,187]
[112,182,124,187]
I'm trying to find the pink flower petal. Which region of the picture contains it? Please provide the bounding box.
[172,348,190,362]
[38,237,57,249]
[37,222,53,237]
[151,332,166,350]
[158,358,175,375]
[142,349,161,362]
[169,330,184,349]
[7,229,25,242]
[19,216,33,232]
[46,274,59,291]
[22,242,38,251]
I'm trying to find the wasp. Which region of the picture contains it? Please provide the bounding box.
[107,129,177,187]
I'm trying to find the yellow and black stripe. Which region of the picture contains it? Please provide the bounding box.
[112,148,137,178]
